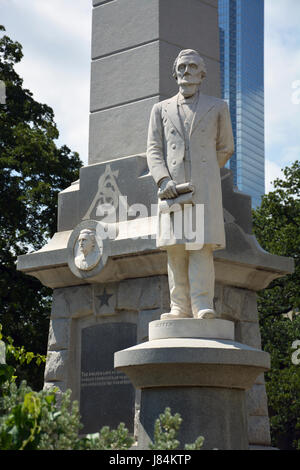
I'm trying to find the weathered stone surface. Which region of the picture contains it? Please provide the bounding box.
[221,169,253,234]
[213,282,223,317]
[138,387,249,450]
[44,351,68,382]
[91,42,159,112]
[255,373,266,385]
[89,97,161,164]
[248,416,271,446]
[137,309,161,343]
[92,0,218,61]
[159,0,219,60]
[246,384,269,417]
[139,277,161,310]
[117,277,161,311]
[89,0,220,164]
[149,319,235,341]
[222,286,245,321]
[93,282,117,316]
[92,0,159,59]
[115,337,270,390]
[51,286,93,319]
[48,318,70,351]
[160,275,170,312]
[57,181,80,232]
[79,154,157,221]
[235,321,262,349]
[117,278,143,311]
[242,291,259,323]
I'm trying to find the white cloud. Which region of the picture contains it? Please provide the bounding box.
[16,53,90,161]
[9,0,91,43]
[265,159,285,193]
[280,146,300,163]
[264,0,300,167]
[2,0,92,164]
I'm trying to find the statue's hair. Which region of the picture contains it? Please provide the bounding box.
[79,229,96,244]
[172,49,207,81]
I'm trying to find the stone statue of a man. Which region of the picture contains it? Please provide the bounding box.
[147,49,234,320]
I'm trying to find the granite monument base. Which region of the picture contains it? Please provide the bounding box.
[114,319,270,450]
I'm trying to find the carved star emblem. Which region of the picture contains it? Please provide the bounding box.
[96,288,113,309]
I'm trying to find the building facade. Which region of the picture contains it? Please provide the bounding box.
[219,0,265,208]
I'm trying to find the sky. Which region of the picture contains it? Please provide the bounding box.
[1,0,300,194]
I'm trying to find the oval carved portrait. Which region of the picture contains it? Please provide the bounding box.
[74,228,103,271]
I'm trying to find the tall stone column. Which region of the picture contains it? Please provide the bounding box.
[89,0,220,164]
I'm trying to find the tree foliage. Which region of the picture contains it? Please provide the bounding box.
[0,25,82,389]
[149,407,204,450]
[252,160,300,450]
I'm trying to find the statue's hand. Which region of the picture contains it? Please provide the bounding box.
[158,178,178,199]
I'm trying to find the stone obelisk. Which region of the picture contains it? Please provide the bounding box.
[17,0,294,448]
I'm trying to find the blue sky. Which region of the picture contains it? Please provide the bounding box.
[1,0,300,193]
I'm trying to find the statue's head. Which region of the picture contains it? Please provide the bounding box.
[172,49,207,89]
[78,229,96,256]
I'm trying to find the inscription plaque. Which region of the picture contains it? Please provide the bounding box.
[80,322,137,434]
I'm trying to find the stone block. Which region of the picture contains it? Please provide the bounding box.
[159,0,219,61]
[48,318,71,351]
[149,319,235,341]
[214,282,223,317]
[90,42,159,112]
[221,168,253,235]
[235,321,262,349]
[117,276,162,312]
[51,286,93,319]
[246,384,269,417]
[139,277,161,310]
[138,309,161,343]
[242,291,259,323]
[117,278,143,311]
[44,350,68,382]
[93,283,117,316]
[79,154,157,224]
[255,373,266,385]
[57,181,80,232]
[138,387,249,450]
[160,275,170,312]
[92,0,219,62]
[89,96,160,164]
[222,286,245,321]
[248,416,271,446]
[92,0,159,59]
[89,0,221,164]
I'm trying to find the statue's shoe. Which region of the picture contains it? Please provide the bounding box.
[160,310,192,320]
[196,309,217,319]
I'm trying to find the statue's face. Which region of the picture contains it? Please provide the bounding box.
[78,233,94,256]
[176,54,203,87]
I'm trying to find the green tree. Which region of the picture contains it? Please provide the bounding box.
[252,160,300,450]
[0,26,82,389]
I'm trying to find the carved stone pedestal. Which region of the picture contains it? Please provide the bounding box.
[115,319,270,450]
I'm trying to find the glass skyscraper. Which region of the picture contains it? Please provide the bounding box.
[219,0,265,208]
